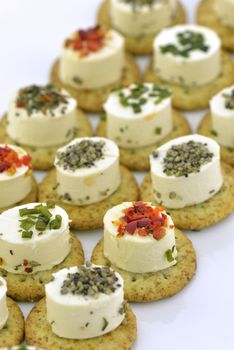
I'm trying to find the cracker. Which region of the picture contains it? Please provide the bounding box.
[38,166,139,230]
[197,112,234,167]
[140,163,234,230]
[0,297,24,347]
[144,51,234,110]
[97,0,186,55]
[197,0,234,51]
[91,229,196,302]
[50,54,141,112]
[0,175,38,214]
[0,110,93,170]
[96,110,191,171]
[0,234,84,302]
[25,298,136,350]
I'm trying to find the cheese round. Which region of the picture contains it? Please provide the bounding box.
[103,83,173,148]
[110,0,177,37]
[59,27,125,90]
[0,277,8,330]
[0,144,32,209]
[0,203,71,274]
[45,265,125,339]
[104,201,177,273]
[150,134,223,209]
[213,0,234,28]
[210,85,234,149]
[7,85,78,147]
[55,137,121,205]
[153,25,221,87]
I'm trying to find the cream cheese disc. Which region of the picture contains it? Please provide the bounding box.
[59,27,125,89]
[110,0,177,37]
[55,137,121,205]
[210,85,234,148]
[104,201,177,273]
[153,24,221,87]
[0,277,8,330]
[7,84,78,147]
[0,144,32,209]
[45,264,125,339]
[150,134,223,208]
[104,83,173,148]
[0,203,71,274]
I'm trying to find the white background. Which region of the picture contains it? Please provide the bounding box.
[0,1,234,349]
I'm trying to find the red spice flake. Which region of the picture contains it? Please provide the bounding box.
[23,259,29,266]
[0,258,4,265]
[64,25,106,57]
[25,267,33,273]
[117,201,168,240]
[0,145,32,175]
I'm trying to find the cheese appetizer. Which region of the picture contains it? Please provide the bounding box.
[38,137,139,230]
[91,201,196,302]
[140,134,234,229]
[198,85,234,166]
[0,144,37,212]
[97,0,186,55]
[25,264,136,350]
[0,202,84,301]
[144,24,234,110]
[0,277,24,347]
[50,25,140,112]
[197,0,234,51]
[0,84,92,170]
[96,83,191,171]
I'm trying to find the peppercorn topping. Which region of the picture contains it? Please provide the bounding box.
[113,84,171,113]
[160,30,209,58]
[60,263,122,297]
[64,25,106,57]
[223,89,234,110]
[18,202,62,239]
[0,145,31,175]
[162,140,214,177]
[115,201,169,240]
[16,84,69,116]
[56,139,105,171]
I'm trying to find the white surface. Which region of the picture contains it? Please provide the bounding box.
[0,0,233,349]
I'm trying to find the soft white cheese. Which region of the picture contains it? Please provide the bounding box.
[150,134,223,208]
[103,83,173,148]
[213,0,234,28]
[59,30,125,89]
[104,202,177,273]
[7,86,77,147]
[0,144,31,209]
[153,24,221,87]
[0,203,71,274]
[55,137,121,205]
[210,85,234,148]
[45,265,125,339]
[110,0,177,37]
[0,277,8,330]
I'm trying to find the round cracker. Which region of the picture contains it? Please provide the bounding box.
[50,54,141,112]
[0,175,38,214]
[38,166,139,230]
[91,229,196,302]
[197,112,234,167]
[197,0,234,52]
[97,0,186,55]
[0,110,93,170]
[25,298,136,350]
[0,297,24,347]
[140,163,234,230]
[144,51,234,110]
[96,110,191,171]
[0,234,84,302]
